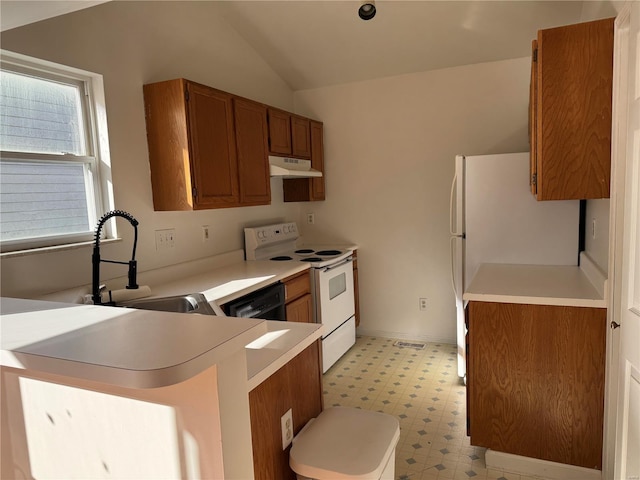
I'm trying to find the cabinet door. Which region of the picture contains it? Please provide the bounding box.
[284,271,311,303]
[283,120,326,202]
[534,18,614,200]
[289,340,323,435]
[248,340,322,480]
[248,363,293,480]
[143,79,193,211]
[186,82,239,208]
[291,116,311,159]
[233,98,271,206]
[468,301,606,469]
[286,293,313,323]
[268,108,292,155]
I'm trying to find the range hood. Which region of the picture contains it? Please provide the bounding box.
[269,156,322,178]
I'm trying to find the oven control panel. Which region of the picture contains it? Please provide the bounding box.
[244,222,299,260]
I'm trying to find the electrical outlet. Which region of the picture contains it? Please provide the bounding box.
[592,218,596,239]
[155,229,176,251]
[307,213,315,225]
[202,225,210,243]
[281,408,293,450]
[419,298,428,311]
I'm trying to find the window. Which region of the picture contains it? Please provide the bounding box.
[0,50,112,253]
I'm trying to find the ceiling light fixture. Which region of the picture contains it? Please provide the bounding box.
[358,1,376,20]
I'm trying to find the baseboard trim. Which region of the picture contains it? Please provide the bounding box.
[485,450,601,480]
[355,327,454,346]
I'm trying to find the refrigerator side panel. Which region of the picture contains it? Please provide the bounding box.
[451,156,466,379]
[453,236,466,378]
[464,153,580,292]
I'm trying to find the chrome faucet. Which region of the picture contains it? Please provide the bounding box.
[92,210,139,305]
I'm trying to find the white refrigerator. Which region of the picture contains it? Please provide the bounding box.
[449,153,580,381]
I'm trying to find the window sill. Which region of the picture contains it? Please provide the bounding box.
[1,238,122,259]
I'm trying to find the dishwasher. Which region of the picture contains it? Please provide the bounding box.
[223,282,286,320]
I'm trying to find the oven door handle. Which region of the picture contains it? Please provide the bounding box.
[321,256,353,272]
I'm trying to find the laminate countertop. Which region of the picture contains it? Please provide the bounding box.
[0,297,267,388]
[149,260,310,308]
[463,263,606,308]
[1,259,325,391]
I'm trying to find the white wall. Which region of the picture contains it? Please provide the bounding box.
[294,58,531,343]
[585,199,611,274]
[0,1,301,299]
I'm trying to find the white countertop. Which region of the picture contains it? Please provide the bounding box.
[246,320,323,391]
[463,263,606,308]
[0,297,267,388]
[1,257,327,391]
[144,260,324,389]
[150,260,310,306]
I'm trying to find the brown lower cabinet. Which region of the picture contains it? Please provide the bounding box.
[248,340,323,480]
[284,270,313,323]
[467,301,606,470]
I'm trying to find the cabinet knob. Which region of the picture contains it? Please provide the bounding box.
[611,321,621,330]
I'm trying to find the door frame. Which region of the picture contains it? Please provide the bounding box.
[604,2,635,478]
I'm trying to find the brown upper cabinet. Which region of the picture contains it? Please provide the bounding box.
[233,98,271,206]
[143,79,270,210]
[267,108,311,159]
[291,115,312,158]
[267,108,293,156]
[283,120,326,202]
[529,18,614,201]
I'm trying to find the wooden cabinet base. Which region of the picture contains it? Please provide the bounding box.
[468,301,606,470]
[249,340,323,480]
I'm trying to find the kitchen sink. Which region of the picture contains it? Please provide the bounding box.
[118,293,216,315]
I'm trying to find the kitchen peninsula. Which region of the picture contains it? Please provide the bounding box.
[1,285,322,479]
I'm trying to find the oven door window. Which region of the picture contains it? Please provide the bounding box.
[329,272,347,300]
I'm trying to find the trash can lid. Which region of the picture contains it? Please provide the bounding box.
[289,407,400,479]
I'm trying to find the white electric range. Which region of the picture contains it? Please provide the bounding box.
[244,222,356,372]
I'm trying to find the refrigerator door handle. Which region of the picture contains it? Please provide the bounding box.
[449,171,458,236]
[450,235,459,300]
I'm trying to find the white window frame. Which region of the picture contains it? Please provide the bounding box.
[0,50,115,254]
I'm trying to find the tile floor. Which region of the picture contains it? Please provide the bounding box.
[322,336,552,480]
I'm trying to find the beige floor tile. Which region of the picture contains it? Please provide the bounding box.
[322,336,559,480]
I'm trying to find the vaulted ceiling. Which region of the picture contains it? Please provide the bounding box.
[0,1,620,91]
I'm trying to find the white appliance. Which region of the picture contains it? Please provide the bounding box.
[244,223,356,373]
[268,156,322,177]
[450,153,580,381]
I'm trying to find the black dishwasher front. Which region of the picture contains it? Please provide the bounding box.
[223,282,286,320]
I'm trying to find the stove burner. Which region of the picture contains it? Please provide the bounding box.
[271,256,293,261]
[295,249,315,254]
[300,257,323,262]
[315,250,342,256]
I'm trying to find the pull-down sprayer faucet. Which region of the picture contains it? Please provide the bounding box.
[92,210,139,305]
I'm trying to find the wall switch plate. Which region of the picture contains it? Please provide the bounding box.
[281,408,293,450]
[155,229,175,251]
[202,225,210,243]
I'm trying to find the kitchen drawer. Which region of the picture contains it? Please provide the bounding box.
[283,271,311,303]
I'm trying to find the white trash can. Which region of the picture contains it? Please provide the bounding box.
[289,407,400,480]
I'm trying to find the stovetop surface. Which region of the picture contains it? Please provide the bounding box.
[264,245,353,268]
[244,222,355,267]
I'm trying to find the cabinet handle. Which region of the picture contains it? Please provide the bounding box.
[611,321,620,330]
